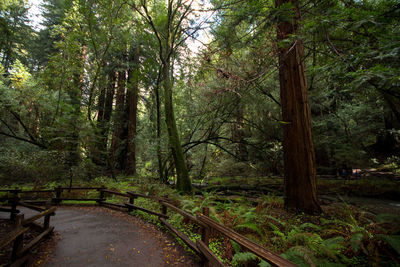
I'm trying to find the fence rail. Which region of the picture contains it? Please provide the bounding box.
[0,187,297,267]
[0,200,56,266]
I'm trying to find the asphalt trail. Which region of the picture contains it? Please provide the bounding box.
[45,207,167,266]
[12,206,198,267]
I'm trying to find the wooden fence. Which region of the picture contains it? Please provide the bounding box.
[0,188,296,267]
[0,195,56,267]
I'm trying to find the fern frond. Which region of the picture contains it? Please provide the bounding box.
[234,222,265,241]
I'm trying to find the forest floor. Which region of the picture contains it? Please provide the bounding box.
[0,207,200,267]
[1,174,399,266]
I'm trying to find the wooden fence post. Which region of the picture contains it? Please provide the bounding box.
[43,202,51,229]
[10,189,20,221]
[128,197,135,213]
[202,207,210,245]
[161,196,168,216]
[98,187,106,205]
[54,187,62,205]
[201,207,210,267]
[11,214,24,261]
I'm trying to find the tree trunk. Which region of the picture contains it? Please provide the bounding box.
[162,59,192,192]
[95,70,116,165]
[125,46,140,175]
[152,66,166,182]
[110,70,126,170]
[66,45,86,172]
[275,0,321,213]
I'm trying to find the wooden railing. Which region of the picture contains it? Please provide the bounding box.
[0,201,56,266]
[100,189,297,267]
[0,188,296,267]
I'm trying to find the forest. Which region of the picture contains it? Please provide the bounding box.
[0,0,400,266]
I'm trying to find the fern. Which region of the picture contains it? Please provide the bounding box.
[259,260,271,267]
[377,234,400,255]
[232,252,257,266]
[235,222,265,240]
[281,246,316,267]
[349,232,363,252]
[322,236,346,251]
[299,222,322,232]
[231,240,242,254]
[265,214,286,226]
[269,222,285,238]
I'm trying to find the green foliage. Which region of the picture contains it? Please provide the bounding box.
[1,0,399,264]
[232,251,257,266]
[377,235,400,255]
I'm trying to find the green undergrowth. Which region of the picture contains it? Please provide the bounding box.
[124,178,400,267]
[203,175,400,200]
[3,176,400,266]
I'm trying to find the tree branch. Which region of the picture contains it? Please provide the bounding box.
[0,131,47,149]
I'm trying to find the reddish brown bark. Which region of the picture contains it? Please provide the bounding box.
[276,0,322,213]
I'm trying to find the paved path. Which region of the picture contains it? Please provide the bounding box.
[9,206,199,267]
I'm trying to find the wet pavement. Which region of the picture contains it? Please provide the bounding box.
[45,207,165,266]
[0,206,199,266]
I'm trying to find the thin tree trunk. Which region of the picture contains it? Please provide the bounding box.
[275,0,321,213]
[154,67,165,182]
[125,46,140,175]
[162,60,191,192]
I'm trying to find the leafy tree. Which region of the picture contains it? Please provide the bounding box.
[0,0,32,71]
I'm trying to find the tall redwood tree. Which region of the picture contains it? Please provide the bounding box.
[275,0,322,213]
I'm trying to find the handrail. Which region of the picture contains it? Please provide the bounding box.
[196,240,226,267]
[18,201,46,212]
[1,206,56,266]
[159,200,206,227]
[56,187,104,190]
[22,207,56,226]
[125,203,169,218]
[100,189,131,198]
[129,191,297,267]
[127,191,164,200]
[0,187,297,266]
[197,214,297,267]
[160,217,201,255]
[19,190,55,193]
[0,227,29,250]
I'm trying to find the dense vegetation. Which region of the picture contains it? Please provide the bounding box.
[1,0,400,265]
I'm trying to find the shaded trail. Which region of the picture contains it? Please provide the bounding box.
[16,206,199,267]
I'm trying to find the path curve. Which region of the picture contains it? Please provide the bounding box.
[22,206,199,266]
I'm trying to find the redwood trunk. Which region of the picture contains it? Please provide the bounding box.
[95,71,116,165]
[276,0,321,213]
[125,47,140,175]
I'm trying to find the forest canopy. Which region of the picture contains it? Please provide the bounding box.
[0,0,399,208]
